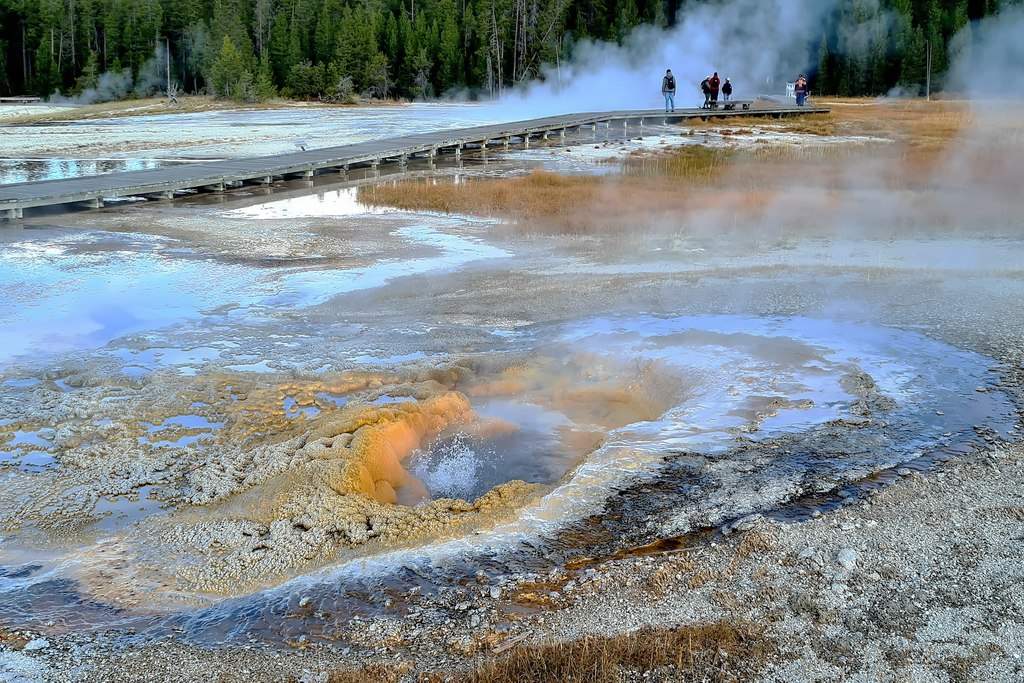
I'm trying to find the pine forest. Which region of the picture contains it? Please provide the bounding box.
[0,0,1016,101]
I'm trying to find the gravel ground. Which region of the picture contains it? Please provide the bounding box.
[4,442,1020,682]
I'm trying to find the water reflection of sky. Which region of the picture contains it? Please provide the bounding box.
[0,158,188,184]
[0,217,508,366]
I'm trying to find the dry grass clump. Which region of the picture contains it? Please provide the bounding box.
[326,662,413,683]
[317,623,769,683]
[687,113,839,136]
[620,145,734,181]
[462,622,769,683]
[821,98,970,147]
[359,170,601,222]
[359,98,1024,236]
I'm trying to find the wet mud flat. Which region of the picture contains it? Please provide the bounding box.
[1,125,1023,681]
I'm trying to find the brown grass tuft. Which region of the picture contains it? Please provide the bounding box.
[327,662,413,683]
[461,622,770,683]
[359,170,601,223]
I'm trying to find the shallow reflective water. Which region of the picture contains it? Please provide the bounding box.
[0,158,190,184]
[0,216,508,365]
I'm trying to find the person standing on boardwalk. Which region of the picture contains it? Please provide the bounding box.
[701,77,712,108]
[794,74,807,106]
[708,72,721,108]
[722,78,733,101]
[662,69,676,112]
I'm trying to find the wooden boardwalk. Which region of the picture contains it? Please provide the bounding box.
[1,104,828,219]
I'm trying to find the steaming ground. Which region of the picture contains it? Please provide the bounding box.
[1,113,1022,681]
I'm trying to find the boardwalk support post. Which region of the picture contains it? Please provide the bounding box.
[2,207,23,220]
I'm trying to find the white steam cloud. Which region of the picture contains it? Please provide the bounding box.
[49,44,171,105]
[501,0,835,116]
[946,6,1024,99]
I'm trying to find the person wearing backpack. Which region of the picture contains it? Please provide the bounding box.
[701,77,711,108]
[662,69,677,112]
[722,78,733,101]
[708,72,721,108]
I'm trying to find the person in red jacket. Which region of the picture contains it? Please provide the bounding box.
[708,72,721,108]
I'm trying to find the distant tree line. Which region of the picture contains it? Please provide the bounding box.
[0,0,1016,101]
[815,0,1015,96]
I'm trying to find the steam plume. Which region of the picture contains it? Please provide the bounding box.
[501,0,836,116]
[49,44,170,105]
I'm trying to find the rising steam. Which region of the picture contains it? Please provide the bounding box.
[946,6,1024,99]
[501,0,836,116]
[49,44,171,105]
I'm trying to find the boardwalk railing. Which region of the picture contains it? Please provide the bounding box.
[1,104,828,219]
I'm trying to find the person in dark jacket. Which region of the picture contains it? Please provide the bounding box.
[708,72,721,107]
[662,69,676,112]
[722,78,733,101]
[701,77,711,108]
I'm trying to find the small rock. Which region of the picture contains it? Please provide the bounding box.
[455,601,471,612]
[731,513,763,532]
[798,547,815,560]
[23,638,49,651]
[897,468,912,477]
[837,548,858,571]
[489,586,501,600]
[298,596,311,608]
[563,580,576,592]
[470,614,481,628]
